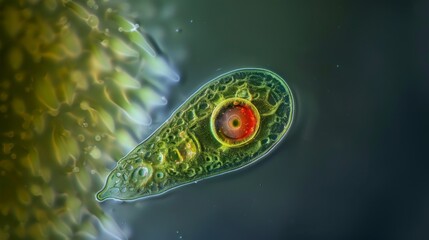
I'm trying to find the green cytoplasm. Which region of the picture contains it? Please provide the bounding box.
[97,68,294,201]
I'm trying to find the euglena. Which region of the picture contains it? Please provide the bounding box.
[97,68,294,201]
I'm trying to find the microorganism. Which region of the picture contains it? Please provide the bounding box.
[97,68,294,201]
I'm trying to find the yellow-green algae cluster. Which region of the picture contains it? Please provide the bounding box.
[0,0,178,239]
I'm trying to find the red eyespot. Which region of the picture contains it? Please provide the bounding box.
[210,98,260,147]
[215,105,257,140]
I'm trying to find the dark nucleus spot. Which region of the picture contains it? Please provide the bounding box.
[198,102,208,110]
[155,171,164,179]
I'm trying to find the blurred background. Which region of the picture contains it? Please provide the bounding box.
[1,0,429,239]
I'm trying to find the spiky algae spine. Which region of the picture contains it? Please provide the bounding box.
[0,0,177,239]
[97,68,294,201]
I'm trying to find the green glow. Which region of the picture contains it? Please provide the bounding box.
[97,68,294,201]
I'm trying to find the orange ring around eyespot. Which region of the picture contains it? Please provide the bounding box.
[210,98,260,147]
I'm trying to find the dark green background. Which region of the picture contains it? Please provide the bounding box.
[102,0,429,239]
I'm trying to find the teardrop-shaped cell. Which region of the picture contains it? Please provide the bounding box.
[97,68,294,201]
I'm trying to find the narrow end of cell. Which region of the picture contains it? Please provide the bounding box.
[95,189,108,202]
[98,214,129,240]
[96,185,118,202]
[121,104,152,126]
[158,67,180,82]
[145,57,180,82]
[168,71,180,82]
[141,42,157,58]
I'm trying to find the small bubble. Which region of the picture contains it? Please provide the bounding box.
[82,122,88,128]
[78,134,85,142]
[87,15,99,28]
[116,172,122,177]
[87,0,98,9]
[95,135,101,141]
[175,28,182,33]
[190,19,194,23]
[336,64,340,68]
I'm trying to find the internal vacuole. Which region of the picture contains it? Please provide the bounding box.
[97,68,294,201]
